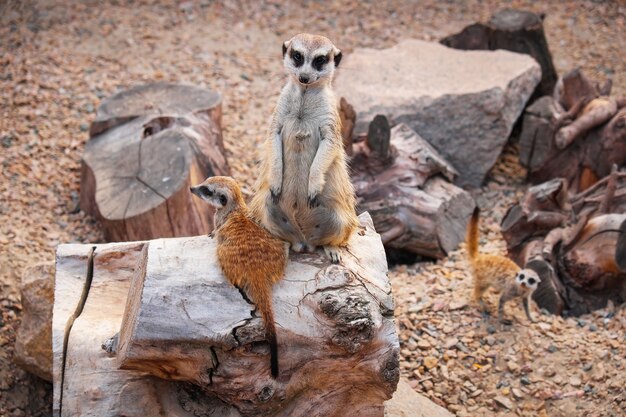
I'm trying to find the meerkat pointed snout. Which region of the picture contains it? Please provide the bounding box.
[282,33,342,87]
[190,177,247,226]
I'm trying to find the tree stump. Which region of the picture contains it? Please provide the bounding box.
[501,172,626,315]
[441,8,558,99]
[519,69,626,193]
[80,83,230,242]
[52,213,401,417]
[351,121,475,259]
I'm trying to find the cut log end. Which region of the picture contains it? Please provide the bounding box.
[80,83,229,242]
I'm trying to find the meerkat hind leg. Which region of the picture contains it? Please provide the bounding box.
[324,245,342,264]
[523,295,535,323]
[497,295,513,326]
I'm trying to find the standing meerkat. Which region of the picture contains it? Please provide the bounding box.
[191,176,288,378]
[466,208,541,326]
[249,33,359,263]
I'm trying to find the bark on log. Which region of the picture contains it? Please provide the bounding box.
[501,174,626,315]
[350,122,475,259]
[519,70,626,193]
[441,8,557,98]
[80,83,230,242]
[53,213,403,417]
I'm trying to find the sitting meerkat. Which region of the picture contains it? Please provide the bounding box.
[249,33,359,264]
[191,176,288,378]
[466,207,541,325]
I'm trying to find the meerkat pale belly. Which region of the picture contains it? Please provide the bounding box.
[281,119,321,205]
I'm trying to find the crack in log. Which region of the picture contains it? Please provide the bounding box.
[135,176,167,200]
[231,316,255,347]
[59,246,96,416]
[230,285,258,347]
[180,299,215,333]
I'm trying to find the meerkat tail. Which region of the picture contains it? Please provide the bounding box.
[466,206,480,260]
[268,326,279,378]
[261,298,279,378]
[247,281,279,378]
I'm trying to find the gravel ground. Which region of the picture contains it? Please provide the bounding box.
[1,1,625,416]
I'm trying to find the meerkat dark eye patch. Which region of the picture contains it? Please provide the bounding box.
[290,50,304,67]
[519,273,525,279]
[334,51,342,68]
[312,55,329,71]
[201,186,213,198]
[219,194,228,206]
[528,278,536,285]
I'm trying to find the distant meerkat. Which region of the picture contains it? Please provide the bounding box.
[249,33,359,264]
[466,207,541,325]
[191,176,288,378]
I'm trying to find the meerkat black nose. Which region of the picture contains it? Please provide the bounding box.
[299,75,310,84]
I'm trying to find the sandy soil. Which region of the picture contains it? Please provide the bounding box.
[1,1,624,416]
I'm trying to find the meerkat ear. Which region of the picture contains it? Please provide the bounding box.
[334,49,342,68]
[282,41,290,58]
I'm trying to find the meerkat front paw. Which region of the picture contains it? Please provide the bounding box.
[307,192,320,208]
[324,245,342,264]
[270,187,282,204]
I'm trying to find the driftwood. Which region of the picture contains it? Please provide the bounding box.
[53,213,402,417]
[350,120,475,259]
[519,69,626,193]
[441,8,557,98]
[80,83,230,242]
[501,172,626,316]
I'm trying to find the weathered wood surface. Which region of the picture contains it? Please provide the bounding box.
[351,122,475,259]
[52,244,93,417]
[53,213,404,417]
[80,83,230,242]
[501,175,626,316]
[52,241,240,417]
[116,213,398,417]
[519,69,626,193]
[441,8,557,98]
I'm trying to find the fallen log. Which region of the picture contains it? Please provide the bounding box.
[501,172,626,315]
[441,8,558,98]
[80,83,230,242]
[519,69,626,193]
[351,121,475,259]
[52,213,402,417]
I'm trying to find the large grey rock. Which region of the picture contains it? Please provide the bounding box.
[335,39,541,187]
